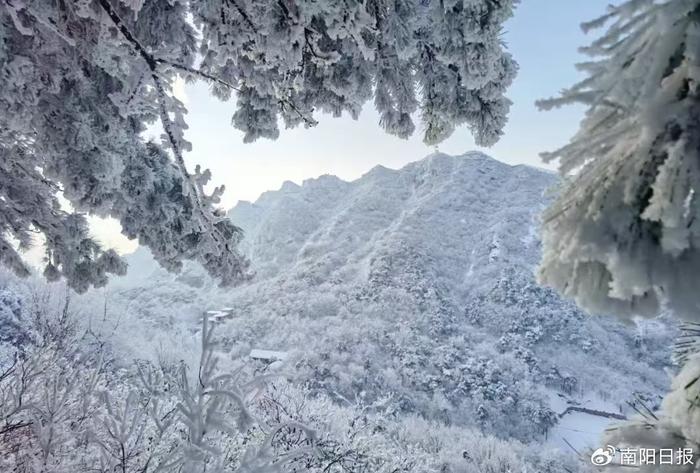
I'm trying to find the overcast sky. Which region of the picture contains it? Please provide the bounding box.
[91,0,612,254]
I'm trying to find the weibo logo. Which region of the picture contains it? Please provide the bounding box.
[591,446,616,466]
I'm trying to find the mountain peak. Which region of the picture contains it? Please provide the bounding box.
[431,150,493,160]
[302,174,348,187]
[425,150,496,163]
[362,164,395,179]
[280,180,301,192]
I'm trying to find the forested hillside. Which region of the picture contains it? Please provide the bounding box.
[104,152,675,445]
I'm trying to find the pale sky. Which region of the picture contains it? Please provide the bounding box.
[90,0,612,254]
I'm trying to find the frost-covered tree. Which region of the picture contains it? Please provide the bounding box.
[537,0,700,320]
[0,0,517,291]
[537,1,700,468]
[1,288,589,473]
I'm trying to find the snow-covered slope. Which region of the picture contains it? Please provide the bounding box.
[232,151,548,284]
[112,152,674,447]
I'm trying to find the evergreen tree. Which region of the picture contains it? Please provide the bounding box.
[0,0,517,291]
[537,0,700,320]
[538,2,700,468]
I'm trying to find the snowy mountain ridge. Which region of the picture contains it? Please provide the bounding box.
[229,151,551,286]
[110,151,673,449]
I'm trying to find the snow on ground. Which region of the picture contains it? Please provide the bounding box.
[546,391,622,454]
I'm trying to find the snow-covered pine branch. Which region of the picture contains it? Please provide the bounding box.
[0,0,517,291]
[537,0,700,320]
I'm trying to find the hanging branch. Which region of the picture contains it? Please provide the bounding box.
[98,0,315,128]
[96,0,157,70]
[155,58,242,92]
[96,0,245,274]
[96,0,193,182]
[96,0,303,278]
[156,58,317,127]
[223,0,258,33]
